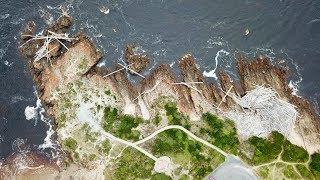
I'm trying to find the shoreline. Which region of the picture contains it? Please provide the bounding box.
[1,14,319,179]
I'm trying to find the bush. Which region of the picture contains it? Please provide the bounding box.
[165,102,182,125]
[282,140,309,163]
[153,113,161,126]
[164,102,190,129]
[102,106,142,141]
[310,153,320,176]
[64,137,78,151]
[201,113,239,154]
[248,132,284,165]
[102,106,118,132]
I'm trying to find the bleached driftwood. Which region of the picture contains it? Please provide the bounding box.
[117,63,146,79]
[225,85,298,139]
[217,85,233,109]
[20,30,75,62]
[133,79,163,101]
[103,63,133,78]
[171,82,203,94]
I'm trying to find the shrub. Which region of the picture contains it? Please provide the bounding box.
[165,102,182,125]
[310,153,320,176]
[201,113,239,154]
[248,132,284,165]
[64,137,78,151]
[102,106,142,141]
[282,140,309,163]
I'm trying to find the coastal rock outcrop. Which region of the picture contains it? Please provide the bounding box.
[7,14,319,179]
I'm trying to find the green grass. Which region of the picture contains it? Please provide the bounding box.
[248,132,284,165]
[112,148,154,179]
[200,113,239,154]
[283,165,300,179]
[151,173,172,180]
[296,164,314,179]
[102,106,142,141]
[151,129,224,178]
[282,139,309,163]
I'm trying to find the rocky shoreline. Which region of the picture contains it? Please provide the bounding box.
[1,15,320,179]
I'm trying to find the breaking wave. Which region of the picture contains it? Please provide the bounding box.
[203,49,230,79]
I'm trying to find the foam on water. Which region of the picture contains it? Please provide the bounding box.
[288,78,302,97]
[38,99,55,150]
[24,106,38,121]
[203,49,230,79]
[24,94,56,150]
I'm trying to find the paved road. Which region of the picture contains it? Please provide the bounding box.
[206,155,258,180]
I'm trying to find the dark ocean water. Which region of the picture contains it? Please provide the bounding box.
[0,0,319,159]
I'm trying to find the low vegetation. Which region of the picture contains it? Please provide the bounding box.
[152,129,224,179]
[63,137,78,152]
[282,139,309,163]
[164,102,190,129]
[152,113,162,126]
[151,173,172,180]
[310,153,320,177]
[102,106,142,141]
[200,112,239,154]
[110,148,154,179]
[81,123,99,142]
[248,131,284,165]
[99,140,111,154]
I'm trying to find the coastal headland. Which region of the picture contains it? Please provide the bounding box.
[1,15,319,179]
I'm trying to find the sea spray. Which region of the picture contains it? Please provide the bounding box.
[203,49,230,79]
[24,96,56,150]
[37,99,55,150]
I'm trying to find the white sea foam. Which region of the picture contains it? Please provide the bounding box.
[0,13,10,20]
[203,49,230,79]
[25,94,56,149]
[4,60,13,67]
[288,78,302,97]
[37,98,55,150]
[24,106,38,120]
[99,6,110,15]
[169,61,175,67]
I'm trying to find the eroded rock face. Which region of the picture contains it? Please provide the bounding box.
[124,44,150,73]
[236,55,320,153]
[14,14,320,179]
